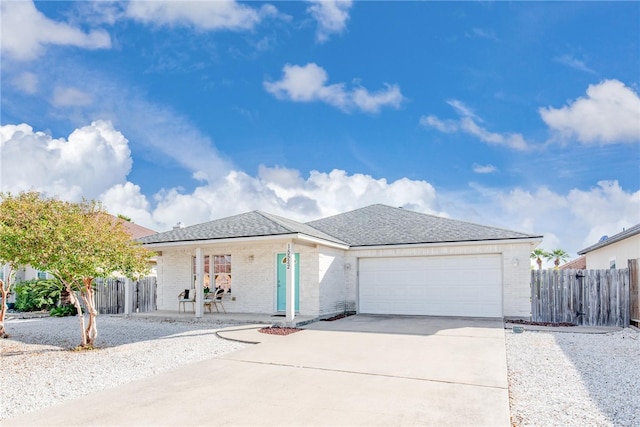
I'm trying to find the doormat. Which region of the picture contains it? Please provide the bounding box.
[271,314,285,317]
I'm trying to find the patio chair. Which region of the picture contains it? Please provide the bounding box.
[204,288,226,313]
[178,289,196,313]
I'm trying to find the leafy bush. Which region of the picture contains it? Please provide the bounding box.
[13,279,63,312]
[50,304,77,317]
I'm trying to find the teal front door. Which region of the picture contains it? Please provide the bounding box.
[277,253,300,312]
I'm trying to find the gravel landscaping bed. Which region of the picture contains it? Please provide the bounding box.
[506,327,639,427]
[0,315,248,420]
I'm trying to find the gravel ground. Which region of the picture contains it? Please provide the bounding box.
[1,316,639,425]
[506,327,640,427]
[0,315,248,420]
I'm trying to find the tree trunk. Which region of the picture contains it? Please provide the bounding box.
[59,288,71,306]
[0,266,14,339]
[537,258,543,270]
[81,277,98,347]
[68,283,87,347]
[0,281,9,339]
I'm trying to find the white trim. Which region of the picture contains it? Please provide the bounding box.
[294,234,349,250]
[143,233,349,251]
[348,237,542,252]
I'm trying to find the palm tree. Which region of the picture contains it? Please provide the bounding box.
[530,248,550,270]
[545,249,570,269]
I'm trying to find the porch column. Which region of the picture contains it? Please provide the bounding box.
[124,278,133,315]
[285,242,296,325]
[195,247,204,318]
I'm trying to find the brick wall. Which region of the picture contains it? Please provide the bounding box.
[318,246,350,316]
[155,239,537,318]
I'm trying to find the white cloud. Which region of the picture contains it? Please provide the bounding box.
[52,86,93,107]
[116,166,441,230]
[100,182,156,227]
[73,1,125,26]
[420,115,457,133]
[306,0,353,43]
[0,121,131,200]
[264,63,404,113]
[460,180,640,257]
[0,0,111,61]
[420,100,531,151]
[540,79,640,144]
[554,54,595,74]
[472,164,497,174]
[126,0,277,31]
[11,72,39,94]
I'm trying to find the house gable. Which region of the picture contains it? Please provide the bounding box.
[138,211,347,246]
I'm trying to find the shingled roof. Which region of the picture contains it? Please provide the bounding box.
[306,204,541,247]
[137,210,347,245]
[139,204,540,247]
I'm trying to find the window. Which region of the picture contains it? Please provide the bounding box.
[192,256,210,290]
[214,255,231,293]
[609,258,616,269]
[37,271,47,280]
[192,255,231,292]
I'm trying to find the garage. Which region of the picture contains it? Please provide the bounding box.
[358,254,503,317]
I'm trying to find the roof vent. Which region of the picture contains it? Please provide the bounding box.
[599,235,608,242]
[173,221,185,230]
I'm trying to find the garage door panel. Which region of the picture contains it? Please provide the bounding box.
[358,255,502,317]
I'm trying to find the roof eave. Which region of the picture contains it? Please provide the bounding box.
[578,228,640,255]
[348,236,543,251]
[141,232,349,250]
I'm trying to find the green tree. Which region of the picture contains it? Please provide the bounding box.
[0,192,152,347]
[530,248,550,270]
[0,192,44,338]
[545,249,570,269]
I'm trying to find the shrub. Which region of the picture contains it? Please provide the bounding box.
[13,279,63,312]
[50,304,77,317]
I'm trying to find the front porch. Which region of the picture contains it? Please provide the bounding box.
[127,310,318,327]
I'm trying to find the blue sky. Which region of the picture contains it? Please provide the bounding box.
[1,1,639,260]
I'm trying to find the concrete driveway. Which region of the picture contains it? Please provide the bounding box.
[3,315,509,427]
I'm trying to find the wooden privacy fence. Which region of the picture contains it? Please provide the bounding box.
[93,277,157,314]
[531,267,630,327]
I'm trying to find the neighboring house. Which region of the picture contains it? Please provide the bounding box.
[577,224,640,270]
[559,255,587,270]
[139,204,542,319]
[118,218,158,240]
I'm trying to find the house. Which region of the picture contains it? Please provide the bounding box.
[577,224,640,269]
[138,204,542,320]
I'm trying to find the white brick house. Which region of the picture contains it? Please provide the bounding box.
[139,205,542,320]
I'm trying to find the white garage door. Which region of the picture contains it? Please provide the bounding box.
[358,254,502,317]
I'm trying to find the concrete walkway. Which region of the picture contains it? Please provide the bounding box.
[3,315,510,427]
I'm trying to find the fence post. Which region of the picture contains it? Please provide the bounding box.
[630,259,639,327]
[124,278,133,315]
